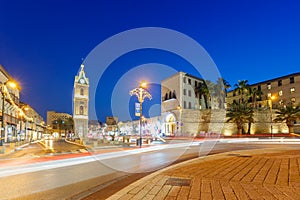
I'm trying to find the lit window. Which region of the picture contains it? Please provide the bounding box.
[267,93,272,98]
[80,106,84,115]
[279,100,283,105]
[267,83,271,90]
[291,97,296,103]
[279,90,283,96]
[290,87,295,93]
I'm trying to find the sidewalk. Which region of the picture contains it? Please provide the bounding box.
[0,141,29,156]
[108,147,300,200]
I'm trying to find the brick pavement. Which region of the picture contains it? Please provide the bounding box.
[108,148,300,200]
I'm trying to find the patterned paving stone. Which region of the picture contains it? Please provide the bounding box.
[109,149,300,200]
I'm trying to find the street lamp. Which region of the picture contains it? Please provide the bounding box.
[268,95,275,139]
[0,80,17,146]
[19,105,29,141]
[18,112,24,141]
[130,80,152,147]
[176,105,182,135]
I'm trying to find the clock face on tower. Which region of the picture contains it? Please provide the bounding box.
[79,79,85,84]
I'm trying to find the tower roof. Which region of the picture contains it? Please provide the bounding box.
[75,64,89,85]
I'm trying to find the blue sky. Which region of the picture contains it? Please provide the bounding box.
[0,0,300,122]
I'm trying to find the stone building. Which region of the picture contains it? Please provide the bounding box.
[21,103,45,141]
[46,111,72,127]
[160,71,292,136]
[226,72,300,108]
[161,72,218,136]
[73,64,89,138]
[0,64,21,143]
[119,72,298,137]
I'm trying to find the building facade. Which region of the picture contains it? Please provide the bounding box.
[0,64,21,143]
[161,72,210,136]
[226,72,300,108]
[117,72,299,138]
[73,64,89,138]
[46,111,72,127]
[21,103,45,141]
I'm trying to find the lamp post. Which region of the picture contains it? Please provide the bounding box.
[0,81,17,146]
[130,81,152,147]
[176,105,182,135]
[18,112,23,140]
[268,96,275,139]
[19,105,29,141]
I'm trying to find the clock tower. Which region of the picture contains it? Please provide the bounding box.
[73,64,89,138]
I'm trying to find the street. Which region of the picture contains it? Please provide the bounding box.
[1,139,88,160]
[0,140,299,199]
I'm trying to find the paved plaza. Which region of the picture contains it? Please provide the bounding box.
[108,147,300,200]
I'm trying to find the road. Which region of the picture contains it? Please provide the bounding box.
[1,140,299,200]
[1,139,87,160]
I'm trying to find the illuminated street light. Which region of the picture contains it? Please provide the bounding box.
[19,105,29,141]
[130,80,152,147]
[1,80,17,146]
[268,95,276,139]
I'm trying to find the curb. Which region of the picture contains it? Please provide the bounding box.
[64,138,87,148]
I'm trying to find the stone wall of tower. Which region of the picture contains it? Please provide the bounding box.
[73,65,89,138]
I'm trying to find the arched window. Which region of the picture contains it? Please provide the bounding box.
[172,90,176,99]
[165,93,168,100]
[80,106,84,115]
[80,88,84,96]
[169,91,172,99]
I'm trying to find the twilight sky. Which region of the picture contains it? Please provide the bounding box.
[0,0,300,122]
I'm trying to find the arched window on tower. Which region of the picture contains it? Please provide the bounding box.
[172,90,176,99]
[80,88,84,96]
[164,93,168,101]
[80,106,84,115]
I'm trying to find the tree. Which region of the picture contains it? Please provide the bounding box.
[234,80,250,103]
[248,87,263,108]
[195,81,210,109]
[222,79,231,97]
[274,104,300,133]
[234,80,253,133]
[216,78,231,109]
[226,101,254,135]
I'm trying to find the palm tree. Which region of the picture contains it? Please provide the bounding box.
[274,104,300,133]
[206,80,218,109]
[222,79,231,97]
[216,78,231,109]
[248,87,263,108]
[226,101,254,135]
[195,81,210,109]
[234,80,250,103]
